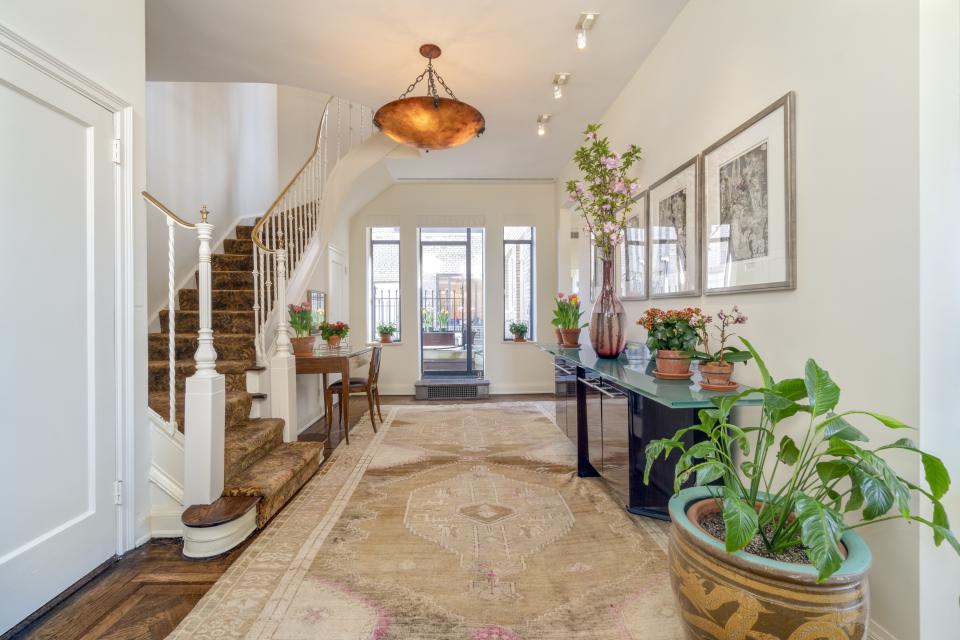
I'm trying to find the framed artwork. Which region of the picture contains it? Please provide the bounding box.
[649,157,700,298]
[308,290,327,333]
[701,92,796,294]
[618,191,648,300]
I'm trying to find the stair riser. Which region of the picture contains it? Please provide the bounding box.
[212,253,253,271]
[196,270,254,290]
[225,423,284,481]
[148,334,255,361]
[178,288,253,311]
[159,310,254,334]
[147,391,252,431]
[148,367,248,393]
[223,239,254,255]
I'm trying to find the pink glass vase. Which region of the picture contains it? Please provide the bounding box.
[589,258,627,358]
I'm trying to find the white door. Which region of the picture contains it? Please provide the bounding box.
[328,245,348,322]
[0,44,120,633]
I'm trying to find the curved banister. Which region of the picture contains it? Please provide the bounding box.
[142,190,206,228]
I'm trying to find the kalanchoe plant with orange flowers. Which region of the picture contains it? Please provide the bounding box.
[638,307,701,353]
[287,302,312,337]
[552,293,589,330]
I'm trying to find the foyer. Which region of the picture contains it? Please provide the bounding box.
[1,2,959,640]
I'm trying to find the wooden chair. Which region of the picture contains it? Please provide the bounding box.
[324,346,383,445]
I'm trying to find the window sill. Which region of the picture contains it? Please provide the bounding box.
[502,340,537,345]
[367,341,403,347]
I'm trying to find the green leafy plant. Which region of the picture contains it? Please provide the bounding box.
[637,307,701,353]
[552,293,589,330]
[644,338,958,581]
[685,307,752,365]
[319,321,349,340]
[508,320,528,338]
[287,302,312,337]
[565,124,643,260]
[421,308,434,331]
[377,321,397,337]
[436,308,450,329]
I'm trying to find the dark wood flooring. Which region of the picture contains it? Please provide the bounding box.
[5,394,552,640]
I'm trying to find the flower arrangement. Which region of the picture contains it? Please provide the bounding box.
[552,293,588,330]
[320,321,349,340]
[436,308,450,329]
[508,320,528,341]
[287,302,312,337]
[686,307,753,365]
[638,307,701,353]
[565,124,643,260]
[376,321,397,337]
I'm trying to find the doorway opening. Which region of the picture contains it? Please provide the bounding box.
[418,227,484,378]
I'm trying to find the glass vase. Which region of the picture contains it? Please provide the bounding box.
[589,257,627,358]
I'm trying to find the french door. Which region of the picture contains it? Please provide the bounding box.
[419,228,484,377]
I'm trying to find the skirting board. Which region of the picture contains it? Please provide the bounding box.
[378,383,552,396]
[150,507,186,539]
[868,620,898,640]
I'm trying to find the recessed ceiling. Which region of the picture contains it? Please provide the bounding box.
[146,0,687,180]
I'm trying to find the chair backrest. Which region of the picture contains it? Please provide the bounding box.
[367,346,382,385]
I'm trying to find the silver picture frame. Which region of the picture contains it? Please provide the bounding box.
[700,92,797,295]
[648,157,701,299]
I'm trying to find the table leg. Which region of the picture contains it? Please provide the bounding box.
[340,358,350,445]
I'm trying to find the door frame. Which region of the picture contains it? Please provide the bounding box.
[0,24,138,555]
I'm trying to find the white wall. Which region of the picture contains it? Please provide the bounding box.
[918,0,960,636]
[350,181,556,395]
[146,82,280,317]
[558,2,926,638]
[277,85,329,185]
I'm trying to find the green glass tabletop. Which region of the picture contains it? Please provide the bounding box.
[538,342,762,409]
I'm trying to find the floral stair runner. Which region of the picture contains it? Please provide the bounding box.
[148,220,322,527]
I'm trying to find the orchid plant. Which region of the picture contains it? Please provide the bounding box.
[565,124,643,260]
[686,307,753,365]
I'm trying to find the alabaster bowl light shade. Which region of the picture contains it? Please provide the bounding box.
[374,96,485,151]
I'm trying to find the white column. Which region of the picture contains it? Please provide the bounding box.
[270,246,299,441]
[184,209,226,504]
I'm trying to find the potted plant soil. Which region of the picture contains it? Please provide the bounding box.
[320,320,349,348]
[377,321,397,344]
[288,302,314,355]
[644,339,959,640]
[553,293,588,348]
[686,307,752,390]
[508,320,528,342]
[637,307,700,379]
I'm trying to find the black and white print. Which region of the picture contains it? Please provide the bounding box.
[719,142,769,262]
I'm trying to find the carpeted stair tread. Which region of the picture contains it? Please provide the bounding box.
[179,288,254,311]
[212,253,253,271]
[147,358,255,393]
[223,441,323,527]
[224,418,284,482]
[148,332,256,361]
[148,390,252,432]
[196,269,254,290]
[223,238,254,255]
[159,309,254,334]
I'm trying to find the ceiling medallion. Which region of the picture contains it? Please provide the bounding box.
[373,44,485,151]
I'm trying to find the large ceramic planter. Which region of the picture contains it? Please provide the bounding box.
[700,361,734,385]
[655,350,692,376]
[668,487,871,640]
[291,336,315,356]
[589,258,627,358]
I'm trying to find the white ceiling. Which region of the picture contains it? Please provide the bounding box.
[146,0,687,180]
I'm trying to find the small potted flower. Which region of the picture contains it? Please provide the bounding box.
[288,302,314,355]
[508,320,528,342]
[686,307,753,389]
[377,321,397,343]
[637,307,701,379]
[553,293,589,348]
[320,320,349,348]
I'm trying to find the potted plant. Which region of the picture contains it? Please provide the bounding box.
[565,124,643,358]
[686,307,752,389]
[637,307,701,378]
[644,339,958,640]
[288,302,314,355]
[553,293,588,348]
[377,321,397,343]
[320,321,349,348]
[508,320,528,342]
[421,308,434,331]
[436,307,450,330]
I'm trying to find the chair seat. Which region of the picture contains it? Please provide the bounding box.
[328,377,369,390]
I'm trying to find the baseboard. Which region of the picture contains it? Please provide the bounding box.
[378,383,552,396]
[868,620,898,640]
[150,506,186,539]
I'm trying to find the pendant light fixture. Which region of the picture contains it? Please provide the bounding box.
[373,44,485,151]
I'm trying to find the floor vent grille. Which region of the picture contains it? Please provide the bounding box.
[415,378,491,401]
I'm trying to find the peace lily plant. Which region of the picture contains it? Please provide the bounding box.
[644,338,958,581]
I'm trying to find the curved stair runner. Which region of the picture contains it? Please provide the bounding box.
[148,220,323,532]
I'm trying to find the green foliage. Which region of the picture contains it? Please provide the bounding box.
[637,307,700,352]
[319,321,349,340]
[643,338,958,581]
[552,293,589,330]
[436,308,450,329]
[376,321,397,336]
[287,302,313,337]
[508,320,528,337]
[421,308,434,331]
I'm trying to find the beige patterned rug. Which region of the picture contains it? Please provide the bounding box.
[169,403,684,639]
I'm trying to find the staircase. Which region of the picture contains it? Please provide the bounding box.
[147,220,322,529]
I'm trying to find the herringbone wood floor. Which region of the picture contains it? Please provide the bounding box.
[5,394,552,640]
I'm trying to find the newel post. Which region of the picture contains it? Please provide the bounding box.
[270,245,299,441]
[184,206,226,504]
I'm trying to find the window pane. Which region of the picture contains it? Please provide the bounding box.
[370,227,400,341]
[503,227,534,340]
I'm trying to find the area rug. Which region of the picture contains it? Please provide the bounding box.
[168,403,684,639]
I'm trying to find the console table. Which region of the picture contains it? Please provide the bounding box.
[295,344,372,444]
[538,342,760,520]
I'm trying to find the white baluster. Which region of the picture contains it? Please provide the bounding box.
[270,242,298,441]
[167,217,177,428]
[253,241,263,364]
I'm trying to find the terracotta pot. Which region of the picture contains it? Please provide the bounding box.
[668,487,871,640]
[655,350,692,375]
[589,258,627,358]
[290,336,315,356]
[559,328,581,348]
[380,334,393,344]
[555,327,563,345]
[700,361,734,385]
[512,334,526,343]
[326,335,342,348]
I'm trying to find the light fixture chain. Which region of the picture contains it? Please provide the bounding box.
[432,69,458,101]
[399,68,428,100]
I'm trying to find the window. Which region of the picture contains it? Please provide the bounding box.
[503,226,535,340]
[369,227,400,341]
